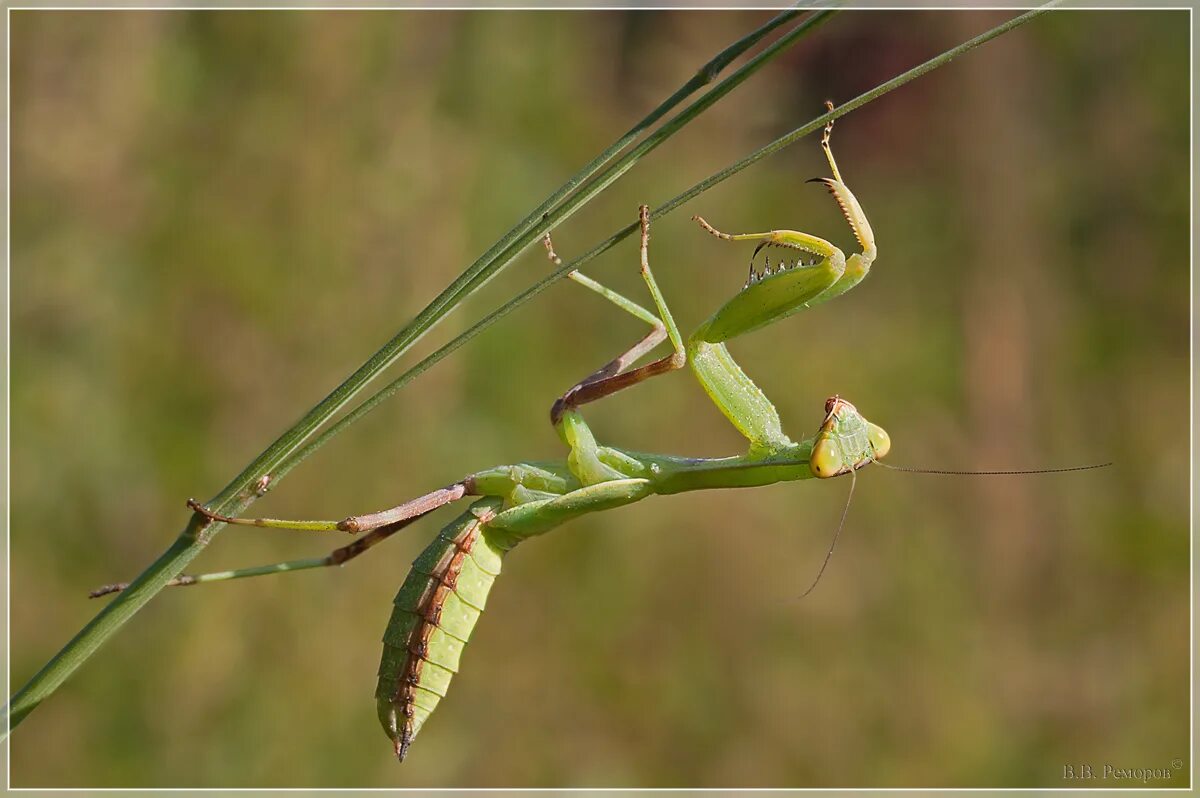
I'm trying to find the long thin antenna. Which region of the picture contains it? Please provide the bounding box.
[800,467,857,599]
[874,461,1112,476]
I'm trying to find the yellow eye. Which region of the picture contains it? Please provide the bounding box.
[867,423,890,459]
[810,438,841,478]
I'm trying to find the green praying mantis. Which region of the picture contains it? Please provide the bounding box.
[91,107,1105,762]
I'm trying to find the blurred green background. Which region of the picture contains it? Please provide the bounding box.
[9,9,1189,788]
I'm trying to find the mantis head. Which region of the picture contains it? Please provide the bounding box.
[798,394,888,598]
[809,395,890,478]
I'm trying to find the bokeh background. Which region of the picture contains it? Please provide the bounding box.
[9,9,1190,788]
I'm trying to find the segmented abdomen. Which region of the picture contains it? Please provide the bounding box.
[375,498,507,761]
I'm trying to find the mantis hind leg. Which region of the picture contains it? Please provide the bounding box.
[547,206,686,485]
[184,481,475,535]
[89,510,432,597]
[91,464,574,598]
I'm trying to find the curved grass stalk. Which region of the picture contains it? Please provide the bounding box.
[4,8,826,732]
[6,4,1054,734]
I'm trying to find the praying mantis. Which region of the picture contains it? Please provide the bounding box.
[90,106,1103,763]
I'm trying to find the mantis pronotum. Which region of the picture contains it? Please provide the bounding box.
[91,107,1104,762]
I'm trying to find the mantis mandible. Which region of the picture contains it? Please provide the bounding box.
[90,107,1100,762]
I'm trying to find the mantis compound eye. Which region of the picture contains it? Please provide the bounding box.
[867,423,891,460]
[810,439,841,478]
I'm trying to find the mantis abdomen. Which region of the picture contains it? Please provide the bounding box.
[375,498,507,761]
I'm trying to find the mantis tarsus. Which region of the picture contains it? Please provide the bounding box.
[91,107,1104,762]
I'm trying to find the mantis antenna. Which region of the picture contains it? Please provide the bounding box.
[799,465,857,599]
[795,460,1111,598]
[874,462,1112,476]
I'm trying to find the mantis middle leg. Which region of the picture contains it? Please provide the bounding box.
[548,205,687,486]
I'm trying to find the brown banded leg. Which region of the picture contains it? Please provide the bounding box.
[90,483,480,598]
[548,205,686,425]
[551,348,683,424]
[184,481,475,535]
[89,514,428,598]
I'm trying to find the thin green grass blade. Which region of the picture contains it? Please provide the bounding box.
[3,9,826,732]
[7,4,1055,732]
